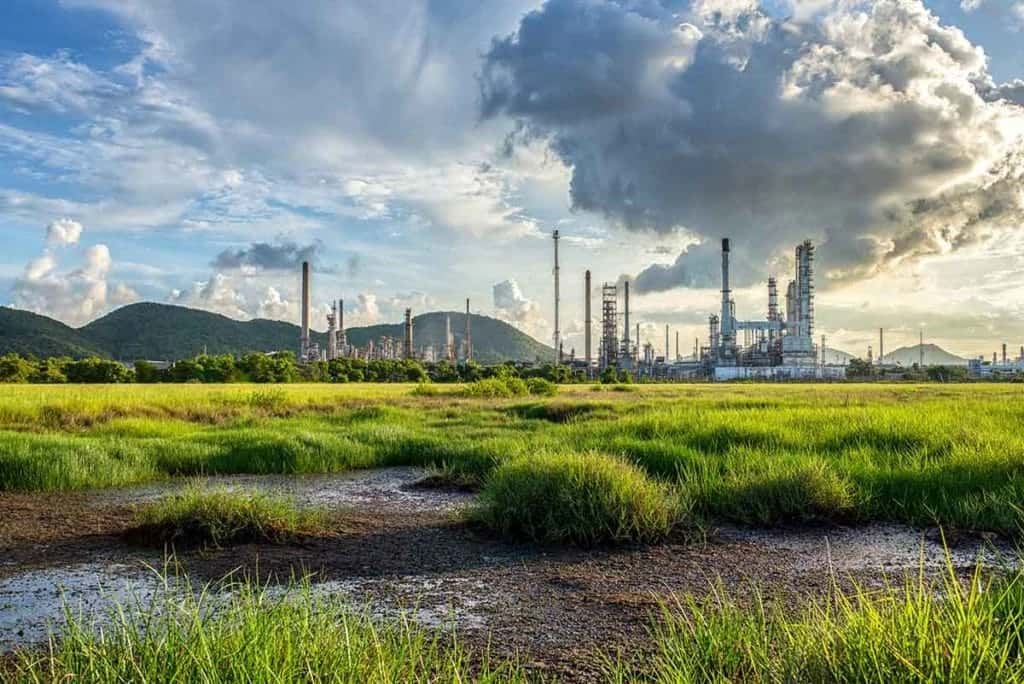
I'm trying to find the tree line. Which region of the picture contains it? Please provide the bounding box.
[0,352,588,384]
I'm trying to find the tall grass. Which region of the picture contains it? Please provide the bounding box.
[2,383,1024,536]
[608,562,1024,682]
[127,485,328,547]
[473,451,686,545]
[9,579,526,683]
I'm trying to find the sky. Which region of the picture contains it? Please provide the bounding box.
[1,0,1023,359]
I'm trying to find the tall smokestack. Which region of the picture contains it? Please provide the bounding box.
[879,328,884,365]
[675,330,679,361]
[665,325,669,361]
[635,322,639,362]
[721,239,732,346]
[553,230,560,365]
[465,298,472,362]
[623,280,630,357]
[300,261,310,360]
[1003,343,1007,364]
[584,270,592,373]
[403,308,414,360]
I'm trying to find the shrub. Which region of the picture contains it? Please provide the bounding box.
[460,377,530,398]
[525,377,558,396]
[473,451,685,545]
[127,485,327,547]
[410,382,440,397]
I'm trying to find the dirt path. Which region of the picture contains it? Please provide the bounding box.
[1,469,1014,681]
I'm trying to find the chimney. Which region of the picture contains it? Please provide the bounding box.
[403,308,414,360]
[300,261,310,359]
[584,271,592,373]
[879,328,884,365]
[553,230,560,365]
[465,298,472,362]
[623,280,631,358]
[721,239,731,345]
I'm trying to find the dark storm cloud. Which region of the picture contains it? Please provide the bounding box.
[482,0,1024,291]
[213,240,323,271]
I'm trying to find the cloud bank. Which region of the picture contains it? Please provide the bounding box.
[482,0,1024,292]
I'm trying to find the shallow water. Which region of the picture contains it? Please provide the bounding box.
[90,466,473,513]
[0,562,489,652]
[0,560,164,650]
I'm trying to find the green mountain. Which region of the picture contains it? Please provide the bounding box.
[0,307,107,358]
[881,344,967,366]
[349,310,554,365]
[0,303,554,364]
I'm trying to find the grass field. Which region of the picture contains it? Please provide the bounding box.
[2,383,1023,536]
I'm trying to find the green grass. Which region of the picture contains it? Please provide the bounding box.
[607,562,1024,683]
[8,579,526,683]
[472,451,686,545]
[2,383,1024,537]
[127,485,328,547]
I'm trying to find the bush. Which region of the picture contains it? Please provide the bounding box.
[460,377,529,398]
[473,451,685,545]
[127,485,327,547]
[525,377,558,396]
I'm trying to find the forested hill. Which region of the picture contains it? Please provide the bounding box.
[0,303,554,364]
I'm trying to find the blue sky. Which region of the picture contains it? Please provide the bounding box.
[1,0,1023,357]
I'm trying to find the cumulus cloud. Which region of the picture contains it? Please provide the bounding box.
[213,240,324,271]
[493,278,548,339]
[45,218,83,246]
[482,0,1024,290]
[12,222,138,325]
[256,286,292,320]
[168,272,249,319]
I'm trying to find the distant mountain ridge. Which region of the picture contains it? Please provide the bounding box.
[0,303,554,364]
[881,344,967,366]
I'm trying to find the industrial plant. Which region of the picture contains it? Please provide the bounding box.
[297,261,472,364]
[293,232,1024,381]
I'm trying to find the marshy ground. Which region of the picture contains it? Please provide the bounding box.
[2,383,1023,681]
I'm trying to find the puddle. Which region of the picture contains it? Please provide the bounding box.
[719,523,1018,573]
[0,560,489,652]
[0,560,166,650]
[91,467,474,513]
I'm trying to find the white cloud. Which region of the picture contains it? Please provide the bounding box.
[493,278,549,340]
[45,218,83,246]
[11,223,139,325]
[168,272,248,319]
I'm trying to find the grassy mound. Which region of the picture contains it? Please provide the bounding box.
[609,565,1024,682]
[10,580,525,682]
[473,451,685,545]
[127,486,327,547]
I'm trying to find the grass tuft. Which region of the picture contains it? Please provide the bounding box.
[473,451,686,545]
[126,485,328,547]
[609,561,1024,682]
